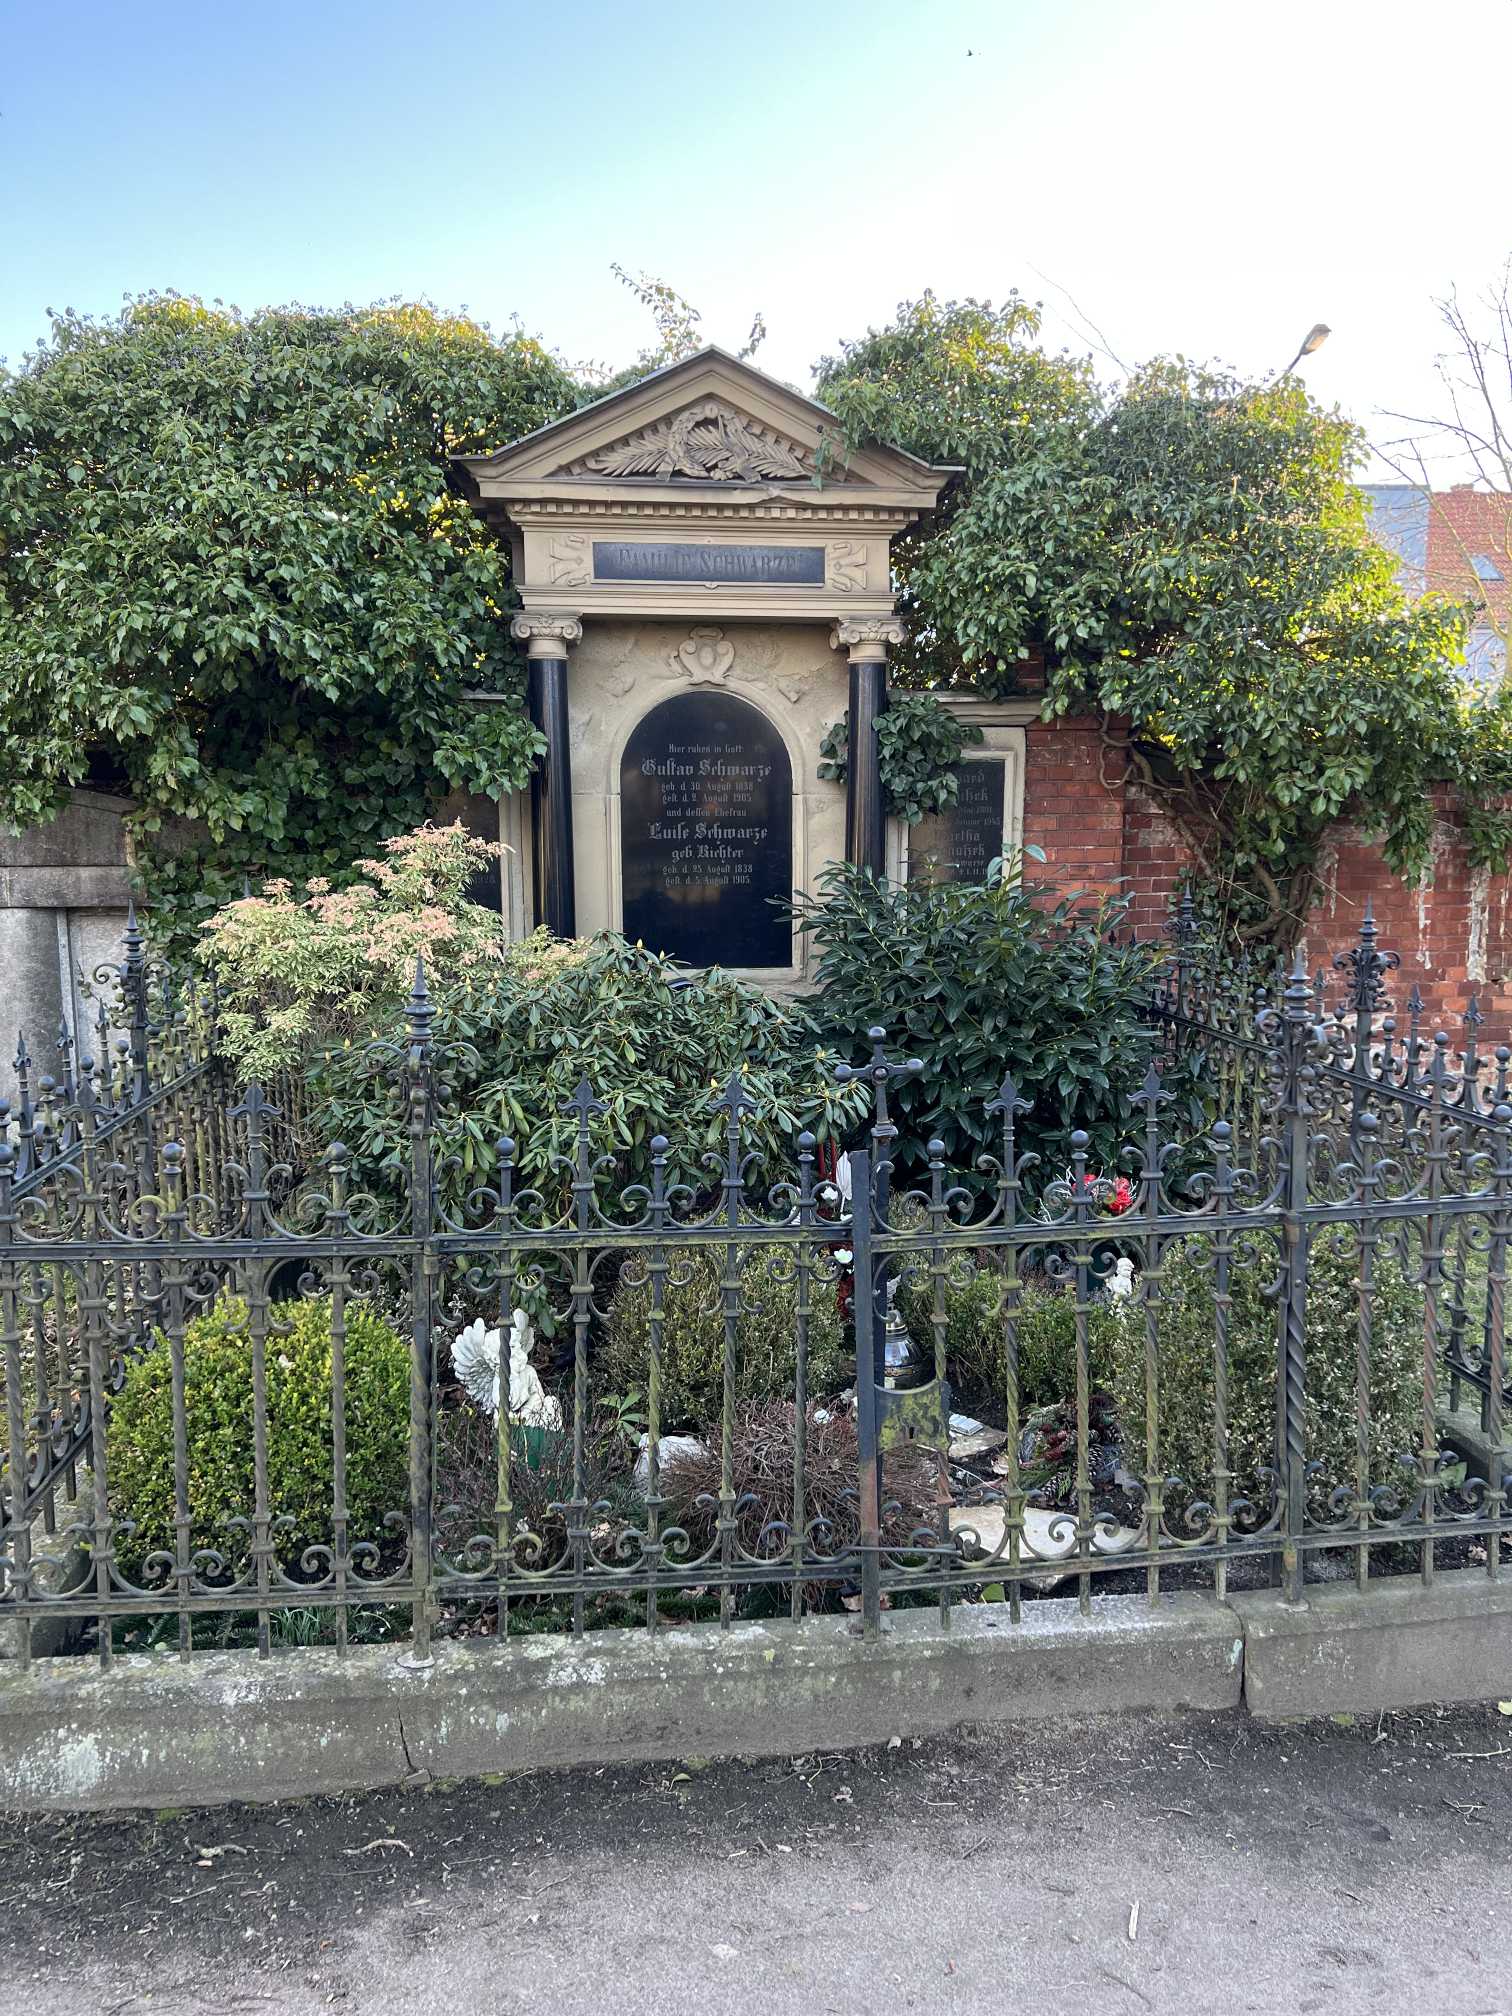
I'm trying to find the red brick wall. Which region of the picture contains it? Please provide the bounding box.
[1020,716,1126,905]
[1020,713,1512,1040]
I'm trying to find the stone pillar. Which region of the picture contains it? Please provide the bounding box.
[512,614,583,939]
[833,619,904,879]
[0,791,135,1106]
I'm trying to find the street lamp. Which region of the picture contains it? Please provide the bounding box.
[1276,322,1331,379]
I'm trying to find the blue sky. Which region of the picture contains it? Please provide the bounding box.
[5,0,1509,466]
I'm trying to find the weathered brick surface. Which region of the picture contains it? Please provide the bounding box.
[1021,716,1127,905]
[1019,714,1512,1040]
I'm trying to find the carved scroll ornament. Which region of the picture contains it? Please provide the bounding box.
[571,400,810,481]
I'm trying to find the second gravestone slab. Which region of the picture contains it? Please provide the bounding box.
[620,692,793,970]
[909,759,1007,885]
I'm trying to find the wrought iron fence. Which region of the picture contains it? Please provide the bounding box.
[3,908,1512,1672]
[0,910,223,1551]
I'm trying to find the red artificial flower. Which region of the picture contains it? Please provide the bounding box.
[1075,1171,1135,1215]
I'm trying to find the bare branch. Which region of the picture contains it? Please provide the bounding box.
[1027,265,1131,377]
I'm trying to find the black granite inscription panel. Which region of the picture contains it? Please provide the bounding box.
[620,692,792,969]
[908,759,1007,885]
[594,541,824,585]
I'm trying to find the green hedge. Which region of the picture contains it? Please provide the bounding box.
[109,1293,410,1577]
[897,1254,1120,1415]
[1108,1232,1423,1515]
[601,1244,851,1432]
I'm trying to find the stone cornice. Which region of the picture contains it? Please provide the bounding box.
[492,495,919,527]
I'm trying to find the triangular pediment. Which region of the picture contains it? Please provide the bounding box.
[456,348,956,501]
[561,397,814,481]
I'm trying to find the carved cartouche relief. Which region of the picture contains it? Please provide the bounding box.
[567,400,811,482]
[670,626,736,685]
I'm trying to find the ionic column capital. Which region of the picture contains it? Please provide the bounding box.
[512,612,584,658]
[830,616,906,663]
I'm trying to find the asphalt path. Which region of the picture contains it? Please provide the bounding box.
[5,1702,1512,2013]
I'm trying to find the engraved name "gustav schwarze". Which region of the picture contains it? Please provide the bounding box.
[593,541,825,585]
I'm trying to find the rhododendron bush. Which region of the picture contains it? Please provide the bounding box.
[198,821,869,1226]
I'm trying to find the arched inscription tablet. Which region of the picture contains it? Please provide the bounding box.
[620,692,792,969]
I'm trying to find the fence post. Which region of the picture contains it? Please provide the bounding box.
[849,1146,882,1638]
[1277,954,1314,1604]
[1486,1102,1512,1582]
[1170,883,1197,1017]
[402,958,437,1667]
[0,1127,29,1666]
[121,901,150,1105]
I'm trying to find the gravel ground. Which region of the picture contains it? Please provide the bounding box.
[5,1702,1512,2014]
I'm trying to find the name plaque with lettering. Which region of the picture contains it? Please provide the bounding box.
[620,692,793,969]
[908,759,1007,885]
[594,541,825,586]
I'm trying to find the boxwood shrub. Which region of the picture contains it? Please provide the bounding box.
[108,1292,411,1578]
[601,1244,851,1432]
[1108,1231,1423,1517]
[896,1251,1120,1415]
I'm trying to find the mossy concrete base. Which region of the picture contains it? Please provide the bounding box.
[14,1572,1512,1812]
[0,1593,1242,1812]
[1235,1569,1512,1719]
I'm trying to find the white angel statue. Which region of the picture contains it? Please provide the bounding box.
[451,1310,562,1430]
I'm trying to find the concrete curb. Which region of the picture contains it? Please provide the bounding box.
[0,1593,1242,1812]
[1234,1568,1512,1719]
[10,1571,1512,1811]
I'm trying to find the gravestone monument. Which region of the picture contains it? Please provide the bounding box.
[456,349,1029,985]
[908,757,1008,885]
[620,691,792,969]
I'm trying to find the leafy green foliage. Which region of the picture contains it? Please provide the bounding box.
[795,860,1162,1186]
[896,1259,1120,1415]
[815,290,1093,490]
[0,296,581,945]
[1108,1231,1423,1514]
[817,300,1512,946]
[818,691,985,825]
[601,1245,851,1432]
[108,1293,410,1576]
[312,924,871,1225]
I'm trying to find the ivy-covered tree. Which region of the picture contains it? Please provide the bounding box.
[818,297,1512,945]
[0,296,582,941]
[815,292,1094,690]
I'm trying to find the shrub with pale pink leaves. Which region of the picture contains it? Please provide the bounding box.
[199,821,513,1080]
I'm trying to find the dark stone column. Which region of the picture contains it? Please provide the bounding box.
[833,619,904,878]
[844,656,887,876]
[513,614,582,939]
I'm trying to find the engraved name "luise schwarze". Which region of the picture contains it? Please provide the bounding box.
[593,541,825,585]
